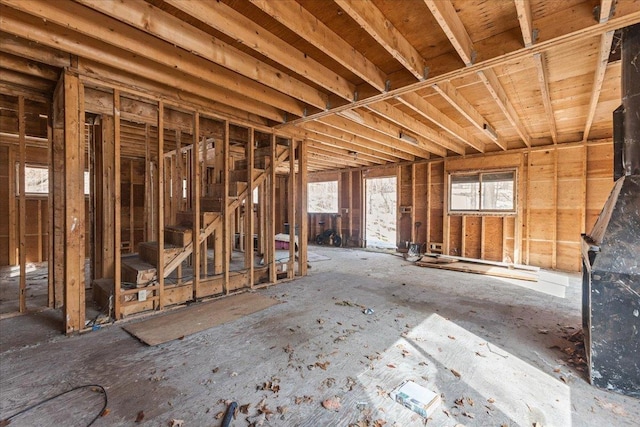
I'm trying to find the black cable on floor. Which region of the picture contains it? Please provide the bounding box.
[0,384,108,427]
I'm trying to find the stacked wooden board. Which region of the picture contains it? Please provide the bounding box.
[415,254,539,282]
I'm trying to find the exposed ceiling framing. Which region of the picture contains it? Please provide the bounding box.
[0,0,638,171]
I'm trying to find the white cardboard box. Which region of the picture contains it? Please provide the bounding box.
[390,380,441,419]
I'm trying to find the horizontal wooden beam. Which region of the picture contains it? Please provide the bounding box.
[365,100,466,155]
[249,0,388,92]
[1,1,307,117]
[424,0,475,66]
[514,0,535,47]
[583,30,615,143]
[477,69,531,147]
[335,0,428,80]
[532,52,557,144]
[0,51,60,81]
[163,0,355,102]
[0,31,71,68]
[397,92,485,152]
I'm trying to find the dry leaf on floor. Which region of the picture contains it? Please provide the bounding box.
[316,361,330,370]
[451,369,462,378]
[212,367,219,373]
[345,376,357,391]
[455,397,465,406]
[466,397,475,406]
[215,411,225,420]
[322,397,341,412]
[387,363,396,368]
[239,404,251,414]
[487,398,496,404]
[322,377,336,388]
[294,395,314,405]
[135,411,145,423]
[373,419,387,427]
[100,408,110,417]
[401,349,410,357]
[448,335,456,340]
[462,412,475,419]
[169,419,184,427]
[277,406,288,415]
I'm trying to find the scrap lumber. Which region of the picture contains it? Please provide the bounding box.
[415,259,538,282]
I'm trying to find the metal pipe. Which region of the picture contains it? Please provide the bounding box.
[622,23,640,176]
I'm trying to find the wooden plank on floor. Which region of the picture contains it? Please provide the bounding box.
[123,292,279,346]
[415,260,538,282]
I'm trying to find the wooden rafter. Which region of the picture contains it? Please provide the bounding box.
[339,107,447,157]
[424,0,475,66]
[599,0,615,23]
[397,92,485,152]
[299,129,401,163]
[432,80,504,149]
[514,0,535,47]
[477,69,531,147]
[46,0,327,110]
[532,53,558,144]
[365,100,466,155]
[249,0,388,92]
[583,31,615,143]
[0,6,290,122]
[155,0,356,102]
[320,114,433,159]
[334,0,428,80]
[302,120,415,162]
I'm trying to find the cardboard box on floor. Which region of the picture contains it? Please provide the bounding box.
[390,380,441,419]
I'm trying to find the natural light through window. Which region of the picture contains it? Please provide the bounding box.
[308,181,338,213]
[450,170,515,213]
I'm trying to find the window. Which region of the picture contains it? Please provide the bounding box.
[308,181,338,213]
[17,164,90,195]
[450,170,515,213]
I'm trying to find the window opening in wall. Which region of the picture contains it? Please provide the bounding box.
[449,170,515,213]
[365,176,397,249]
[17,165,90,195]
[308,181,338,213]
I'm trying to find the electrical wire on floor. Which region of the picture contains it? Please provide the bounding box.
[0,384,108,427]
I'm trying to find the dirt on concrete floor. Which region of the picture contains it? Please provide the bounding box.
[1,247,639,426]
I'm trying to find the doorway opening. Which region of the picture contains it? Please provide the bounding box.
[365,176,397,249]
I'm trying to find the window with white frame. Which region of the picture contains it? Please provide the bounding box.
[449,170,515,213]
[308,181,338,213]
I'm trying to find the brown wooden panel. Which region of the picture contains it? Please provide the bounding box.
[464,216,481,259]
[557,209,582,242]
[484,216,503,261]
[529,209,555,240]
[529,240,553,268]
[556,241,581,272]
[449,215,462,256]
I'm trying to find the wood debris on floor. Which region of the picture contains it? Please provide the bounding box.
[414,254,539,282]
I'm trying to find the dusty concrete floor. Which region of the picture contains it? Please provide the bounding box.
[1,247,639,426]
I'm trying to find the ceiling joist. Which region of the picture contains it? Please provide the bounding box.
[514,0,535,47]
[335,0,428,81]
[424,0,476,66]
[532,52,558,144]
[583,30,615,143]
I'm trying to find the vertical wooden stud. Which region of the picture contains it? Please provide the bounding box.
[552,148,558,269]
[246,128,255,285]
[298,139,308,276]
[193,114,201,297]
[113,89,121,320]
[269,134,277,283]
[426,162,432,249]
[223,121,230,293]
[157,101,165,310]
[288,140,296,278]
[18,95,26,313]
[443,160,450,255]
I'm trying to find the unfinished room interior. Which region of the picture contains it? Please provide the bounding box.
[1,0,639,425]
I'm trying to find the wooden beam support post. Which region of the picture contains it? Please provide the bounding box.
[113,90,122,319]
[298,139,308,276]
[63,72,85,333]
[269,134,277,283]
